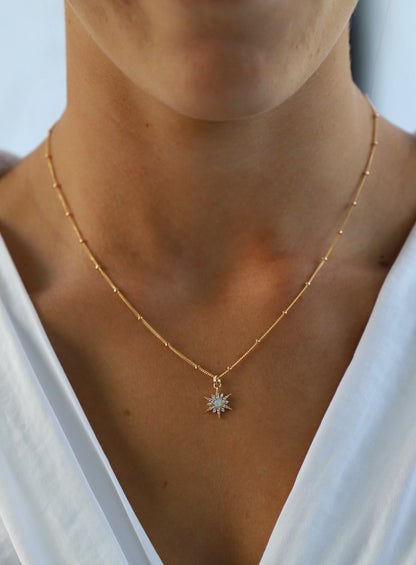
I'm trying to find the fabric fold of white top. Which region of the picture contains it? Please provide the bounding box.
[0,223,415,564]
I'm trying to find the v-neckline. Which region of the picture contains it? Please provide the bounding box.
[258,222,416,563]
[0,223,415,564]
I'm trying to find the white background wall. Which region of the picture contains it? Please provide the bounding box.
[0,0,415,157]
[0,0,66,157]
[357,0,416,133]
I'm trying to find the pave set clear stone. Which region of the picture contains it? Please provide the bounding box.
[206,392,232,419]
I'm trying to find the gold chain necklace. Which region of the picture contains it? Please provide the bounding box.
[45,102,379,419]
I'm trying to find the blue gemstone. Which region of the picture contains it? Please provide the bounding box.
[214,399,222,407]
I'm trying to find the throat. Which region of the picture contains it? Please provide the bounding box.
[48,85,370,277]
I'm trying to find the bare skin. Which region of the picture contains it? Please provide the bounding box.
[1,1,416,563]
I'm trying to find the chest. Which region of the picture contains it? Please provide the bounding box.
[32,263,386,565]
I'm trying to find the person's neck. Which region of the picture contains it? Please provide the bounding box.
[47,27,374,284]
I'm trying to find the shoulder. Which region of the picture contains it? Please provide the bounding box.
[0,150,19,178]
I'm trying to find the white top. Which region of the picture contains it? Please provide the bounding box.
[0,222,416,565]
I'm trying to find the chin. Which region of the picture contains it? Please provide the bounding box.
[143,50,296,122]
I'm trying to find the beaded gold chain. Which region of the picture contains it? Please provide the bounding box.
[45,101,379,419]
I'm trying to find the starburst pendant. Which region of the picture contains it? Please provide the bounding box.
[205,391,232,419]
